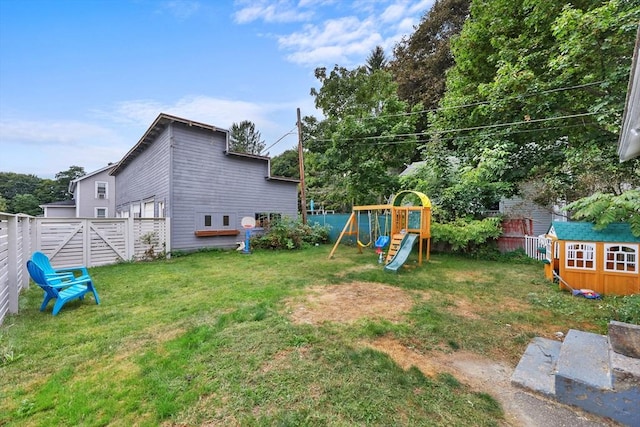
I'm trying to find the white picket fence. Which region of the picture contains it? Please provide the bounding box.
[0,214,170,325]
[523,235,553,261]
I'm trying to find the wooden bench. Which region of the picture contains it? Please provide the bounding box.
[194,229,240,237]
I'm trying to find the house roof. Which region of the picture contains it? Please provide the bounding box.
[69,163,117,193]
[548,221,640,243]
[110,113,227,176]
[618,25,640,162]
[40,199,76,208]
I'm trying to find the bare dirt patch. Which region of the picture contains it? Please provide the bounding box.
[286,281,418,325]
[284,282,612,427]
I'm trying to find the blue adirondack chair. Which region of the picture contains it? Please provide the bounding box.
[31,251,89,281]
[26,260,100,315]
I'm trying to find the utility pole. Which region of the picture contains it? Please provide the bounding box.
[297,108,307,225]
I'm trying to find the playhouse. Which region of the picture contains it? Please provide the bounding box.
[542,221,640,296]
[328,191,431,270]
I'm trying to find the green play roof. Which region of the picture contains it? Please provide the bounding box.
[548,221,640,243]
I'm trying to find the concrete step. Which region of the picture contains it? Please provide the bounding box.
[554,329,640,426]
[511,337,561,397]
[555,329,612,391]
[514,325,640,426]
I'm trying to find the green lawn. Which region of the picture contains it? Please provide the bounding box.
[1,245,637,426]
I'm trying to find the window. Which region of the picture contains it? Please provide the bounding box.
[132,204,141,218]
[204,215,212,227]
[254,212,281,228]
[565,242,596,270]
[95,207,107,218]
[158,201,165,218]
[143,200,155,218]
[96,182,107,199]
[605,244,638,273]
[223,215,230,226]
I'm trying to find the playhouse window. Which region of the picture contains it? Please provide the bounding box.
[565,242,596,270]
[604,244,638,273]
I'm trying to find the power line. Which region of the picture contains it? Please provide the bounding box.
[311,111,599,144]
[350,80,605,120]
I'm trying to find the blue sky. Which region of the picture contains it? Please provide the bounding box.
[0,0,434,178]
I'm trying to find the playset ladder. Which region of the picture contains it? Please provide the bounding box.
[385,233,406,264]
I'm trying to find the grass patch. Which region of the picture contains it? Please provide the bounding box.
[1,245,637,425]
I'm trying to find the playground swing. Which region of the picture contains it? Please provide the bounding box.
[356,210,373,248]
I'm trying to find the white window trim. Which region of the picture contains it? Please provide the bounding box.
[565,242,596,271]
[95,181,108,199]
[95,207,108,218]
[604,243,638,274]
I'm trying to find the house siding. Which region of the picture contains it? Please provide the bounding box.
[114,129,171,218]
[75,169,116,217]
[113,115,298,253]
[170,124,297,250]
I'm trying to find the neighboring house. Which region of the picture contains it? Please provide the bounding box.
[40,199,76,218]
[110,113,299,251]
[40,164,116,218]
[618,25,640,162]
[542,221,639,296]
[68,164,117,218]
[400,162,561,236]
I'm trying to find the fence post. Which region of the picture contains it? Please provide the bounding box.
[165,217,171,257]
[127,217,135,261]
[7,216,19,314]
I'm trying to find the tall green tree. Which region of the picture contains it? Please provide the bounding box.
[391,0,470,114]
[308,65,420,210]
[11,193,41,216]
[270,149,300,178]
[430,0,639,209]
[54,166,85,200]
[366,45,388,72]
[229,120,266,155]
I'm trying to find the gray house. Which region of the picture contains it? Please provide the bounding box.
[40,164,116,218]
[69,164,116,217]
[619,25,640,162]
[110,113,299,251]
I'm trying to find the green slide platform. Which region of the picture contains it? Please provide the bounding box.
[384,233,418,272]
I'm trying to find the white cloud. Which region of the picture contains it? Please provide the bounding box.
[233,0,313,24]
[160,0,201,20]
[239,0,435,67]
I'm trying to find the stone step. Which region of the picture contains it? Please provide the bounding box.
[511,337,561,397]
[555,329,612,391]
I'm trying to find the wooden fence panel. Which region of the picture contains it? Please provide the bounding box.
[1,216,169,325]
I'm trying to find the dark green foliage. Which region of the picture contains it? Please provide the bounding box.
[431,217,503,254]
[565,190,640,237]
[251,218,330,250]
[229,120,266,155]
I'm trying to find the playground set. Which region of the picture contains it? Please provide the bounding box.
[328,191,431,272]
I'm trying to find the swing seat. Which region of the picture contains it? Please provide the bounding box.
[357,239,372,248]
[375,236,390,248]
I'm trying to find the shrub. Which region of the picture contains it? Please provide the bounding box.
[251,218,330,250]
[431,217,502,256]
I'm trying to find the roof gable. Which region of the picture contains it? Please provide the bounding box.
[110,113,228,175]
[548,221,640,243]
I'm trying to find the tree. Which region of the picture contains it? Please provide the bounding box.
[430,0,640,209]
[366,46,387,73]
[229,120,266,155]
[565,190,640,236]
[270,149,300,178]
[308,65,420,210]
[54,166,85,200]
[11,193,41,216]
[390,0,470,113]
[0,194,7,212]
